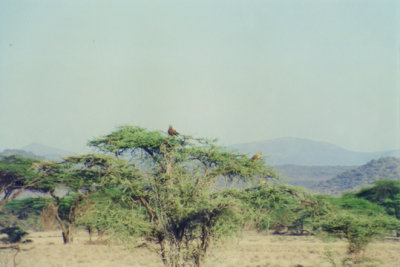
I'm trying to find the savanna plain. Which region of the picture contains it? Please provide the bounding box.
[1,230,399,267]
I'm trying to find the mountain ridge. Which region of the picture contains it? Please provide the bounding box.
[1,142,75,160]
[231,137,400,166]
[0,149,44,159]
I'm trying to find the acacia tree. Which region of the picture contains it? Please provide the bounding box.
[85,125,277,267]
[34,154,122,244]
[0,155,55,212]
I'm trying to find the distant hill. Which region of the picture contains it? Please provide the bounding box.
[275,165,356,188]
[0,149,44,159]
[22,143,73,160]
[231,137,400,166]
[311,157,400,195]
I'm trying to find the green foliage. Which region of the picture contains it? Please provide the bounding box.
[240,183,329,234]
[88,126,166,156]
[328,193,388,217]
[0,155,39,177]
[0,156,40,200]
[80,125,278,267]
[6,126,398,266]
[1,197,82,232]
[357,180,400,202]
[318,211,399,255]
[0,155,60,196]
[32,154,126,244]
[0,226,28,243]
[55,196,80,220]
[318,191,400,257]
[0,156,60,231]
[3,197,50,219]
[75,189,151,242]
[356,180,400,219]
[58,154,124,191]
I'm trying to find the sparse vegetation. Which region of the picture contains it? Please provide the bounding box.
[1,126,400,266]
[1,230,399,267]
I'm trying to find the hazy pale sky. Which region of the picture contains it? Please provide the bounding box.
[0,0,399,153]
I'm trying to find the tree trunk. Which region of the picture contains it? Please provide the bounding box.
[49,192,78,244]
[52,204,73,244]
[62,229,70,244]
[158,239,168,266]
[55,214,72,244]
[87,226,92,242]
[195,256,201,267]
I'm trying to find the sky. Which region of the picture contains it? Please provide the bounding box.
[0,0,399,153]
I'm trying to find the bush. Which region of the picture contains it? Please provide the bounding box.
[318,208,400,256]
[240,183,329,234]
[0,226,28,243]
[3,197,49,220]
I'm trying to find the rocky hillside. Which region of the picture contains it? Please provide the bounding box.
[275,165,356,187]
[311,157,400,195]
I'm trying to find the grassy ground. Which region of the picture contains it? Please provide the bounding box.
[0,230,399,267]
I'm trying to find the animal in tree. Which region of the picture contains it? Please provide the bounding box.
[168,125,179,136]
[252,152,262,160]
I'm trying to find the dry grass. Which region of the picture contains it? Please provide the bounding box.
[0,230,399,267]
[0,231,162,267]
[204,232,400,267]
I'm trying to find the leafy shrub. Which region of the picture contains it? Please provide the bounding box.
[3,197,50,220]
[0,226,28,243]
[328,193,387,216]
[240,183,329,234]
[318,192,400,261]
[356,180,400,220]
[318,211,399,255]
